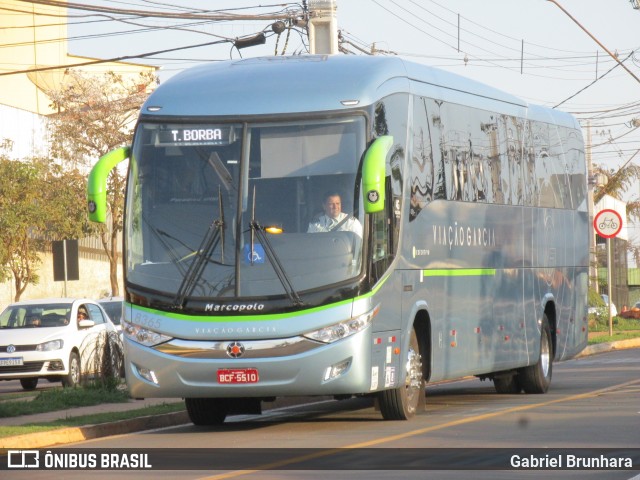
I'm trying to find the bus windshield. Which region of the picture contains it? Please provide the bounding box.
[126,116,366,303]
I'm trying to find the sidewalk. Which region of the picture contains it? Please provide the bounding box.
[2,338,639,449]
[0,397,188,449]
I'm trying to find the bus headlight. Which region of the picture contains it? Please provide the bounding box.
[123,320,173,347]
[303,304,379,344]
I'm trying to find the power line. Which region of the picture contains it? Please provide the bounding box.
[425,0,594,56]
[2,1,310,74]
[16,0,302,21]
[554,50,638,108]
[365,0,638,83]
[0,38,230,77]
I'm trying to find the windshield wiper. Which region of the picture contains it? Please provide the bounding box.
[249,186,303,307]
[173,188,226,309]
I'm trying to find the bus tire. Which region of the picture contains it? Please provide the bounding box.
[493,374,521,394]
[62,352,81,388]
[518,314,553,394]
[378,327,425,420]
[185,398,229,425]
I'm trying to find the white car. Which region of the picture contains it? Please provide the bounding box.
[0,298,122,390]
[588,294,618,317]
[97,296,124,335]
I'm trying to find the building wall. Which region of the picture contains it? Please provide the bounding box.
[0,0,155,309]
[0,1,157,117]
[0,0,68,115]
[0,249,123,311]
[0,104,50,159]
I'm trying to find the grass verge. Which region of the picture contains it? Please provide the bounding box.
[0,385,130,418]
[588,331,640,345]
[0,401,185,438]
[588,314,640,344]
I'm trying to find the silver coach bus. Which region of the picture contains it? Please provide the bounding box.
[88,55,588,424]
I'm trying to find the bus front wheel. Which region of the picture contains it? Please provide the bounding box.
[518,314,553,394]
[185,398,229,425]
[378,328,425,420]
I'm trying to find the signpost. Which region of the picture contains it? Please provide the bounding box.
[52,239,79,297]
[593,209,623,336]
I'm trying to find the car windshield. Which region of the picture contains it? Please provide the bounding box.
[126,117,366,303]
[100,301,123,325]
[0,304,72,329]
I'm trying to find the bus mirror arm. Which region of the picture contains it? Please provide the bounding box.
[362,136,393,214]
[87,146,131,223]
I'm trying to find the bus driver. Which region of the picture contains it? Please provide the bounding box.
[308,191,362,237]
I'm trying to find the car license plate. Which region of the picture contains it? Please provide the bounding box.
[217,368,259,384]
[0,357,24,367]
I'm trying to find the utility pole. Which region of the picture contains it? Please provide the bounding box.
[307,0,338,54]
[547,0,640,85]
[586,121,598,291]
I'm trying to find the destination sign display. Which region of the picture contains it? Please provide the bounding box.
[155,126,236,146]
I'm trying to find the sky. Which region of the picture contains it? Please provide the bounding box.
[64,1,639,157]
[63,1,640,213]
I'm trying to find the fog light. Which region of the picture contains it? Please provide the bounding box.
[47,360,64,371]
[323,358,351,382]
[135,364,159,385]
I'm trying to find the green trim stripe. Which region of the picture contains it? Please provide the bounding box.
[130,298,353,323]
[422,268,496,277]
[128,273,392,323]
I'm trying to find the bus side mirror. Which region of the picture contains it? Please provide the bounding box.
[362,136,393,214]
[87,147,131,223]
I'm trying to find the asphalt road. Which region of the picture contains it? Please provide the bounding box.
[3,348,639,480]
[0,379,59,394]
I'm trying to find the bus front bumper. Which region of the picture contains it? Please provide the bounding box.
[123,329,375,399]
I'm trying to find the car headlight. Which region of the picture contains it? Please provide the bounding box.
[122,320,172,347]
[303,304,379,344]
[36,339,64,351]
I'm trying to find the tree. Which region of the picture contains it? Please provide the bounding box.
[592,162,640,221]
[591,161,640,298]
[46,69,157,296]
[0,151,88,301]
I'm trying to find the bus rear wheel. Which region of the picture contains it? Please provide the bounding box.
[378,328,425,420]
[518,314,553,394]
[185,398,230,425]
[493,373,521,394]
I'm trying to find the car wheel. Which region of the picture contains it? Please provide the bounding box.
[101,336,124,379]
[20,378,38,390]
[62,351,81,388]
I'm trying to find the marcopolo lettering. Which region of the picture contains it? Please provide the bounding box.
[205,303,265,312]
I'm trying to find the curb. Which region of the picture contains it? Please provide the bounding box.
[0,411,189,449]
[576,338,640,358]
[2,340,638,449]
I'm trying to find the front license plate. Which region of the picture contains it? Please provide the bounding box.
[217,368,259,384]
[0,357,24,367]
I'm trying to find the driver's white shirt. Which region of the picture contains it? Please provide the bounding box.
[308,212,362,237]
